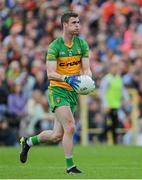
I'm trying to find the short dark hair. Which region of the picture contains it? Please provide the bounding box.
[61,11,78,27]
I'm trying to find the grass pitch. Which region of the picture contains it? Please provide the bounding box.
[0,145,141,179]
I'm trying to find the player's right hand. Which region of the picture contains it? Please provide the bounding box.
[64,75,80,90]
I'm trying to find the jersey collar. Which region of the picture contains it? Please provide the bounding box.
[61,36,75,48]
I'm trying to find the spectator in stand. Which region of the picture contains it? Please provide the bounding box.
[0,117,17,146]
[33,70,48,93]
[6,61,21,87]
[20,90,54,137]
[0,66,9,118]
[7,82,27,129]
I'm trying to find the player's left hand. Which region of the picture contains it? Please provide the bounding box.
[64,75,80,90]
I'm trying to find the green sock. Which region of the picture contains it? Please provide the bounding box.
[27,136,40,146]
[65,156,75,169]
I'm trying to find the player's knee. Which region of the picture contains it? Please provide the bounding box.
[39,131,49,142]
[53,132,63,142]
[66,124,75,135]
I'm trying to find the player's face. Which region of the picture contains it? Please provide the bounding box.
[110,63,119,74]
[65,17,80,35]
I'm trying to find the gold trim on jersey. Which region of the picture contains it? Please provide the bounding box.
[50,81,73,90]
[64,36,74,48]
[48,87,55,107]
[58,55,81,62]
[64,42,74,48]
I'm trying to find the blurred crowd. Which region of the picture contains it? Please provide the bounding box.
[0,0,142,146]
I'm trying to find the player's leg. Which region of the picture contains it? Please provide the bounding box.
[55,106,75,157]
[111,109,119,144]
[27,119,63,145]
[20,119,63,163]
[55,105,82,174]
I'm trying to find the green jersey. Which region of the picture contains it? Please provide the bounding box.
[46,36,89,90]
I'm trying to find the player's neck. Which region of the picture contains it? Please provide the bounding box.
[62,32,74,46]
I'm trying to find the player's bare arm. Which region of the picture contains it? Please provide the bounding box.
[46,61,64,81]
[81,57,92,77]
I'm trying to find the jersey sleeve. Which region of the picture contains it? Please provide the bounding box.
[46,43,58,61]
[81,40,89,58]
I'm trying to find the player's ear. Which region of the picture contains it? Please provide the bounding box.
[63,22,68,28]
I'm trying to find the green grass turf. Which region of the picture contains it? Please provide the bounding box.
[0,145,142,179]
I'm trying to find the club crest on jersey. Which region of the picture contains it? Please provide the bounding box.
[77,49,81,54]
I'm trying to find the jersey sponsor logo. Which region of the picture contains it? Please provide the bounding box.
[59,60,81,67]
